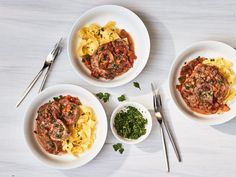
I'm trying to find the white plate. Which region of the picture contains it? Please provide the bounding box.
[168,41,236,125]
[68,5,150,87]
[24,84,107,169]
[110,102,152,144]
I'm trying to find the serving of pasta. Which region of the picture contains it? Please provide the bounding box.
[62,105,97,156]
[76,21,120,57]
[203,57,236,103]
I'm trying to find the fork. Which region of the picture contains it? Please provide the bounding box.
[151,83,182,163]
[16,38,63,107]
[151,83,170,172]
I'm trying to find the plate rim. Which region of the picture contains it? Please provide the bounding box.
[168,40,236,125]
[67,4,150,88]
[23,84,108,169]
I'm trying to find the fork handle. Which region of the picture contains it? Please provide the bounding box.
[16,67,45,107]
[39,63,52,93]
[160,123,170,172]
[163,120,182,162]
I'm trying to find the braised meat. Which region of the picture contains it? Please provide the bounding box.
[34,95,81,154]
[82,29,136,79]
[177,57,230,114]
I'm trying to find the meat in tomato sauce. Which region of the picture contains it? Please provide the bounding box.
[34,95,81,155]
[176,57,230,114]
[82,29,137,79]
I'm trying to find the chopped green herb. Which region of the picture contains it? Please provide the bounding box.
[113,143,124,154]
[113,143,122,151]
[100,46,105,51]
[184,85,190,90]
[53,97,60,101]
[56,134,62,138]
[196,56,201,60]
[71,104,76,110]
[119,148,124,154]
[133,82,141,90]
[118,94,126,102]
[114,106,147,139]
[47,141,55,149]
[68,110,73,116]
[96,92,103,99]
[103,93,110,102]
[178,76,185,83]
[96,92,110,103]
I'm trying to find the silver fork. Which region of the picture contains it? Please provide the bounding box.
[151,83,170,172]
[151,83,182,163]
[16,38,63,107]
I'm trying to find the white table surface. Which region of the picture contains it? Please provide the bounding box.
[1,0,236,177]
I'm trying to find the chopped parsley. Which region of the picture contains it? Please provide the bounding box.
[178,76,185,84]
[96,92,110,102]
[53,97,60,101]
[56,134,62,138]
[114,106,147,139]
[53,95,63,101]
[184,85,190,90]
[133,82,141,90]
[113,143,124,154]
[118,94,126,102]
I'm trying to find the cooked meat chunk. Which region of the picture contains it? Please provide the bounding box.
[34,95,81,155]
[49,119,70,141]
[177,58,230,114]
[58,95,81,125]
[82,29,136,79]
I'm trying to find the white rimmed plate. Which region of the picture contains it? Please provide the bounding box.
[24,84,107,169]
[169,41,236,125]
[68,5,150,87]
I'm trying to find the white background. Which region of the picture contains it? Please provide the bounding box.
[1,0,236,177]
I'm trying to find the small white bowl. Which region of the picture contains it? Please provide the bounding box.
[110,102,152,144]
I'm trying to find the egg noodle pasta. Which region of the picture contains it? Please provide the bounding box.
[62,105,96,156]
[76,21,120,57]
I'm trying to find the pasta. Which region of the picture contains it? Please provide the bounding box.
[76,21,120,56]
[203,58,236,102]
[62,105,96,156]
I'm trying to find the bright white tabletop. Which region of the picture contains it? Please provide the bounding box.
[1,1,236,177]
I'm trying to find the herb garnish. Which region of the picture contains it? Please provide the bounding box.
[113,143,124,154]
[53,97,60,101]
[53,95,63,101]
[133,82,141,90]
[96,92,110,102]
[118,94,126,102]
[178,76,185,84]
[114,106,147,139]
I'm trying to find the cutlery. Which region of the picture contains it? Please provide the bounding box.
[163,116,182,162]
[16,38,63,107]
[151,83,182,171]
[151,83,170,172]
